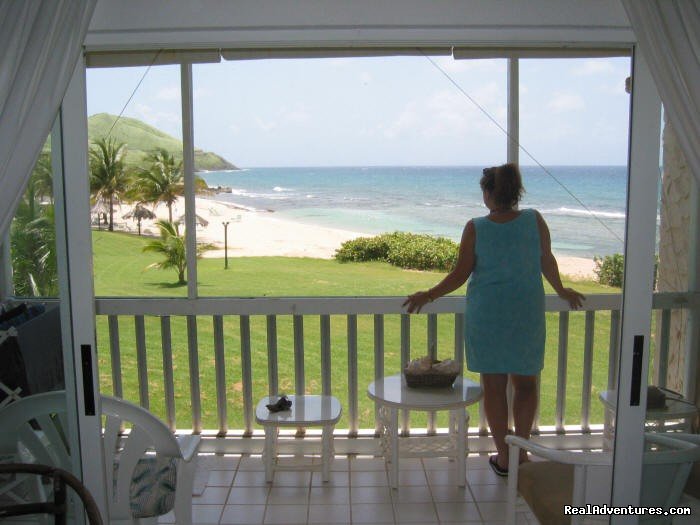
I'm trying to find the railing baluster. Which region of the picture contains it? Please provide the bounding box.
[160,316,176,432]
[266,315,279,396]
[453,313,464,366]
[605,309,621,434]
[320,315,332,395]
[607,310,621,390]
[581,311,595,433]
[556,311,569,433]
[186,315,202,433]
[532,374,541,434]
[108,315,123,398]
[373,314,384,435]
[347,314,358,436]
[134,315,149,410]
[240,315,254,435]
[657,309,671,388]
[427,313,438,434]
[400,314,410,435]
[293,315,305,395]
[213,315,227,436]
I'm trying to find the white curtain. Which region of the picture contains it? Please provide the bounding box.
[621,0,700,184]
[0,0,96,239]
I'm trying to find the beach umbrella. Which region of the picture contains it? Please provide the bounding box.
[177,213,208,227]
[123,204,156,235]
[91,197,110,230]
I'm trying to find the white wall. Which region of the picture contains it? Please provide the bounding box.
[86,0,633,50]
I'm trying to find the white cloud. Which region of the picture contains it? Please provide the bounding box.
[132,103,181,127]
[572,60,615,76]
[359,71,372,85]
[194,87,212,100]
[254,116,278,132]
[547,92,585,112]
[433,56,505,75]
[155,86,180,101]
[381,102,420,139]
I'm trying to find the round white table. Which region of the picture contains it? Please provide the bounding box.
[255,395,341,482]
[367,374,482,488]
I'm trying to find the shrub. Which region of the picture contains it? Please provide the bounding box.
[593,253,624,287]
[336,232,459,272]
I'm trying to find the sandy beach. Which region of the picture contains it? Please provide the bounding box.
[113,196,596,279]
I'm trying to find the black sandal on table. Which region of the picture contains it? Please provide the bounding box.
[489,455,508,477]
[266,395,293,413]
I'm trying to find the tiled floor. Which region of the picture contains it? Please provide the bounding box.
[158,452,700,525]
[159,454,537,525]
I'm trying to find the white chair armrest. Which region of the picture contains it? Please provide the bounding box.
[176,435,201,463]
[505,435,612,466]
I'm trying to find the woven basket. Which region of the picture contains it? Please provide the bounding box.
[403,369,458,388]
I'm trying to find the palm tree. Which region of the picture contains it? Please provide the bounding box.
[10,157,57,297]
[142,220,211,284]
[136,148,184,223]
[89,137,130,231]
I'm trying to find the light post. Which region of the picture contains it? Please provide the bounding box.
[222,221,230,269]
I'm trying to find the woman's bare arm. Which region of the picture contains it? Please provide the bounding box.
[403,220,476,313]
[535,211,585,309]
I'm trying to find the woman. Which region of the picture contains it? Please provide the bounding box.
[403,163,584,475]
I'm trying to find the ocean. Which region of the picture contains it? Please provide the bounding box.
[200,166,632,259]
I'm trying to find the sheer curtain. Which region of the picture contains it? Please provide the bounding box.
[0,0,96,239]
[621,0,700,184]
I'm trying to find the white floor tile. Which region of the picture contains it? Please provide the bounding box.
[193,486,231,505]
[469,482,509,502]
[208,470,236,486]
[263,504,308,524]
[393,502,438,523]
[421,457,456,471]
[467,467,505,485]
[233,470,268,487]
[267,486,309,505]
[396,469,428,486]
[430,485,474,503]
[351,503,395,523]
[272,470,311,487]
[350,470,389,487]
[330,456,351,471]
[308,503,351,524]
[191,504,223,524]
[425,468,465,486]
[219,504,266,525]
[435,501,482,522]
[390,485,434,503]
[227,486,270,505]
[201,454,241,471]
[466,454,492,469]
[478,501,508,521]
[312,470,350,486]
[309,486,351,504]
[351,486,393,504]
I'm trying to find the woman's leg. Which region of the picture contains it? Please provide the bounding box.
[510,373,538,463]
[481,373,509,469]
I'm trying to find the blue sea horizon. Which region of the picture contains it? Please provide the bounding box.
[201,165,632,259]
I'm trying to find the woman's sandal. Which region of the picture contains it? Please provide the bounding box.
[488,455,508,477]
[266,395,293,413]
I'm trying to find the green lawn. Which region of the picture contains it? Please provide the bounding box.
[93,230,622,432]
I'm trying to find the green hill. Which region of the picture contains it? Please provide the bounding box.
[87,113,237,172]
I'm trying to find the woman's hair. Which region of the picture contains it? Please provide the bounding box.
[479,163,524,209]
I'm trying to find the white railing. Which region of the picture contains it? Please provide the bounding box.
[95,292,694,449]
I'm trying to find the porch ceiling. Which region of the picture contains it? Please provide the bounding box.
[85,0,635,52]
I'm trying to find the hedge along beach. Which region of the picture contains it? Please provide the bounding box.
[116,165,628,279]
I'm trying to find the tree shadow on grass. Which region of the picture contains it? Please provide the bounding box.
[148,281,188,289]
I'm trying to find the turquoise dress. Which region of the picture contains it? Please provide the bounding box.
[465,208,545,376]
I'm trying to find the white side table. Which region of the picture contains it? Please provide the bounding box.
[255,395,341,483]
[367,374,482,488]
[599,390,699,448]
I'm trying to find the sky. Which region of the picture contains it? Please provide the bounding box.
[86,55,631,168]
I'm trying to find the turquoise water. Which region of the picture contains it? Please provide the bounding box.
[201,166,633,258]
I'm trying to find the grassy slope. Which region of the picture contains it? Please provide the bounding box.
[93,230,619,431]
[87,113,237,171]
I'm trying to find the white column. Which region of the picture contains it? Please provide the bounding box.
[0,236,12,298]
[54,58,108,519]
[610,49,661,520]
[507,58,519,165]
[684,177,700,401]
[181,63,197,299]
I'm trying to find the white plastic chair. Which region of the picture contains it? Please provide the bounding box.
[0,392,201,525]
[505,432,700,525]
